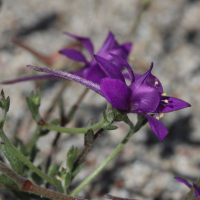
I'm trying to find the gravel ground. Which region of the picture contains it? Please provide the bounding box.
[0,0,200,200]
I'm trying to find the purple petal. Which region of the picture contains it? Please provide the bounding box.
[174,177,192,188]
[109,53,135,83]
[84,63,107,84]
[157,97,191,113]
[134,62,154,85]
[100,78,131,111]
[122,42,132,53]
[97,32,115,57]
[143,114,168,141]
[124,73,141,81]
[147,73,163,94]
[94,55,125,82]
[59,49,88,63]
[193,184,200,197]
[65,32,94,56]
[27,65,103,96]
[129,82,160,113]
[0,75,60,84]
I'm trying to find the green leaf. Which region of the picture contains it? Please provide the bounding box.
[85,129,94,145]
[1,143,24,175]
[50,119,60,126]
[86,117,94,127]
[14,136,27,155]
[52,177,64,193]
[26,90,41,123]
[67,146,78,172]
[0,91,10,113]
[30,164,44,185]
[0,175,17,187]
[64,173,71,187]
[104,125,118,130]
[48,163,62,177]
[71,163,85,179]
[29,145,39,163]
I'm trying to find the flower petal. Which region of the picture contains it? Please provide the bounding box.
[193,184,200,197]
[109,53,135,83]
[100,78,131,111]
[0,75,60,84]
[147,73,163,94]
[65,32,94,55]
[97,32,115,57]
[122,42,132,53]
[157,96,191,113]
[84,63,107,84]
[27,65,103,96]
[59,49,88,63]
[94,55,125,82]
[143,114,168,141]
[174,177,192,188]
[129,82,160,113]
[124,73,141,81]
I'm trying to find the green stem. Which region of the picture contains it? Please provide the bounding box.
[184,177,200,200]
[70,118,135,196]
[26,126,41,153]
[0,161,85,200]
[0,129,54,185]
[42,119,106,134]
[0,109,54,185]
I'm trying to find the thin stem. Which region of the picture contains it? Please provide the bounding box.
[0,129,54,185]
[74,128,104,167]
[45,88,89,173]
[70,119,135,196]
[0,161,85,200]
[184,177,200,200]
[41,119,106,134]
[26,126,42,153]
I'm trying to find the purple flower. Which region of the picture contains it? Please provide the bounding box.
[27,54,190,141]
[59,32,132,84]
[175,177,200,197]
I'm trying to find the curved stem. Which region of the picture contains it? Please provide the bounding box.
[70,118,135,196]
[26,126,42,153]
[41,119,106,134]
[0,161,85,200]
[0,110,54,186]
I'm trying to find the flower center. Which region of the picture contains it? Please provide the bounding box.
[155,81,159,85]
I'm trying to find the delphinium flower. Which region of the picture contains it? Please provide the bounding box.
[175,177,200,197]
[0,32,132,85]
[27,54,190,141]
[59,32,132,84]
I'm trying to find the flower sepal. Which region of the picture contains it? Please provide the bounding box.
[103,102,115,123]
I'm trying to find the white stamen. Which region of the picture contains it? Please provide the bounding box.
[164,99,169,104]
[155,81,159,85]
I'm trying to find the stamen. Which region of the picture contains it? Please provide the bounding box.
[164,99,168,104]
[160,113,164,118]
[162,93,166,96]
[155,81,159,85]
[156,113,164,120]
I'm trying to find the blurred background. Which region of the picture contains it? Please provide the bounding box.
[0,0,200,199]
